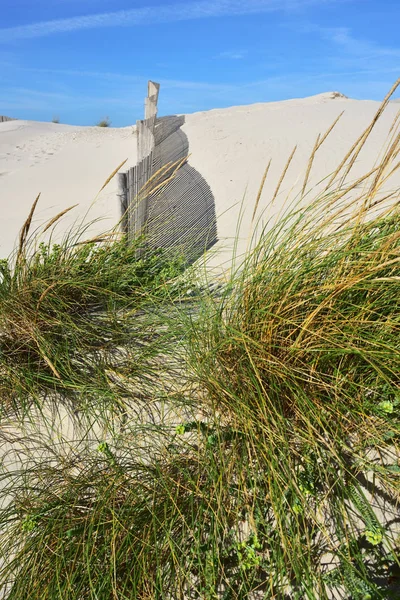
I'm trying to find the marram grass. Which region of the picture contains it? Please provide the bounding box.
[183,208,400,598]
[0,81,400,599]
[0,215,186,419]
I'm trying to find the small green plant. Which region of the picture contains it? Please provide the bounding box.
[365,529,383,546]
[377,400,395,414]
[51,116,60,124]
[96,116,111,127]
[236,534,262,571]
[21,515,38,533]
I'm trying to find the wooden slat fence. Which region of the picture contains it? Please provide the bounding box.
[0,116,15,123]
[117,81,217,262]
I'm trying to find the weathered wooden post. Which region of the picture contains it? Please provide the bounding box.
[117,172,128,234]
[136,80,159,163]
[130,81,160,245]
[145,81,160,120]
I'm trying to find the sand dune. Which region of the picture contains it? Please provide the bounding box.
[1,92,399,264]
[0,120,136,257]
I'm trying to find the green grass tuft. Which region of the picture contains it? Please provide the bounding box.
[96,116,111,127]
[1,81,400,600]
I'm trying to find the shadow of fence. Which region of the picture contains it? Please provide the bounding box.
[146,159,217,263]
[117,84,217,264]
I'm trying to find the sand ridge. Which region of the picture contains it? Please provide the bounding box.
[1,93,399,263]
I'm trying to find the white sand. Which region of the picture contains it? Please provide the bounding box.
[1,92,399,265]
[183,93,400,270]
[0,120,136,257]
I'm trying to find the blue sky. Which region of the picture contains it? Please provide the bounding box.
[0,0,399,126]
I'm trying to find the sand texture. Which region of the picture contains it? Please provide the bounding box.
[1,92,399,266]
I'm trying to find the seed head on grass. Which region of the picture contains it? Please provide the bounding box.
[181,82,400,598]
[1,80,400,600]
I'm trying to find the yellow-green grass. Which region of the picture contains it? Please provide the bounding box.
[0,80,399,600]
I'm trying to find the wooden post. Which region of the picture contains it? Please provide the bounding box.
[145,81,160,120]
[123,81,160,247]
[136,154,150,233]
[117,172,128,234]
[137,81,159,163]
[128,167,134,237]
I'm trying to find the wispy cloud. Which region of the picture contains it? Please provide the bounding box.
[14,66,144,83]
[314,24,400,58]
[218,50,248,60]
[0,84,142,112]
[5,65,236,93]
[2,63,397,123]
[0,0,339,42]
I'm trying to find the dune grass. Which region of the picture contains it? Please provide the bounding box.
[182,204,400,598]
[96,117,111,127]
[0,82,400,599]
[0,205,187,418]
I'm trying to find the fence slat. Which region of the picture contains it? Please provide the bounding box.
[119,80,217,262]
[117,172,128,234]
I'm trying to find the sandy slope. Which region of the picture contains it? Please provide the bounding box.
[0,120,136,257]
[183,93,400,270]
[1,93,399,265]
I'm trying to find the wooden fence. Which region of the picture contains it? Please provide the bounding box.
[117,81,217,262]
[0,116,15,123]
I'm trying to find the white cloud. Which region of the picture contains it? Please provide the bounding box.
[0,0,340,42]
[2,64,397,121]
[218,50,248,60]
[7,65,236,93]
[0,85,141,112]
[296,23,400,62]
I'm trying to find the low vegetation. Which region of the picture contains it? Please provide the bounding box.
[0,215,186,418]
[96,116,111,127]
[0,82,399,599]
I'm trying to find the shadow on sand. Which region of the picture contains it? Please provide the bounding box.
[144,115,218,264]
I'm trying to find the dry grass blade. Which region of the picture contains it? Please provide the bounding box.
[324,77,400,191]
[367,129,400,200]
[17,193,41,263]
[97,159,128,194]
[389,108,400,135]
[301,113,344,199]
[251,160,272,226]
[138,156,189,200]
[75,231,122,245]
[301,134,320,199]
[317,110,345,151]
[317,165,381,229]
[271,145,297,204]
[369,189,400,210]
[36,282,59,311]
[42,204,79,234]
[380,159,400,186]
[341,78,400,180]
[39,350,62,379]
